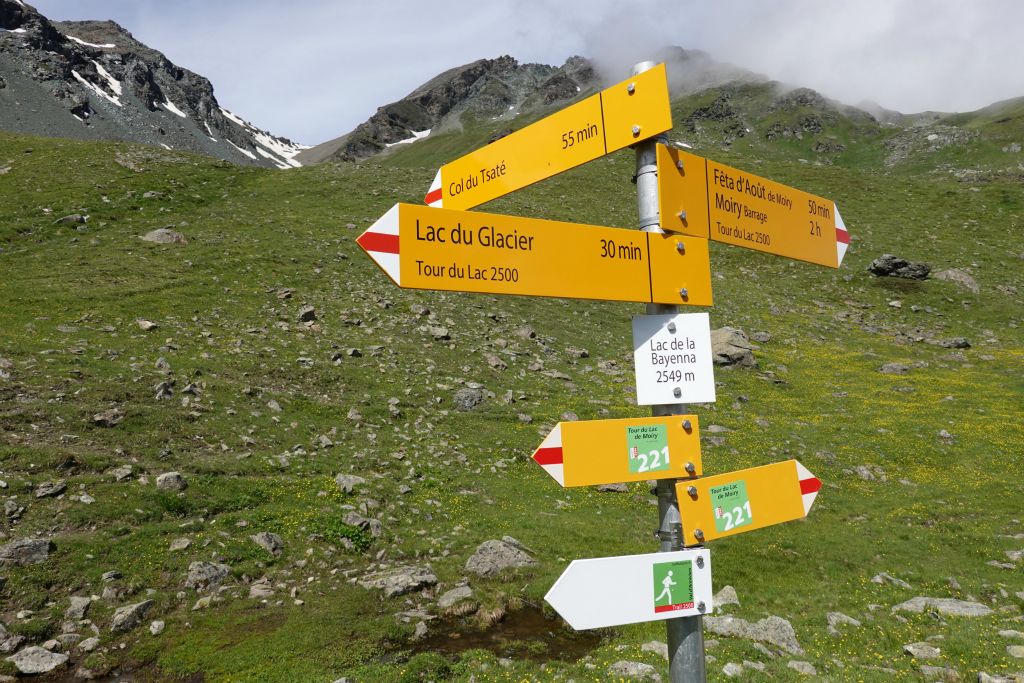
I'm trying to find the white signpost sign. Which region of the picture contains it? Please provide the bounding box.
[632,312,716,406]
[545,549,713,630]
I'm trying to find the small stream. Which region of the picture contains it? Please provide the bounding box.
[411,604,605,662]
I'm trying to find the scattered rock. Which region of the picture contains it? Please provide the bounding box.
[78,637,99,652]
[711,327,756,368]
[932,268,979,293]
[485,353,508,370]
[1009,645,1024,659]
[34,480,67,498]
[891,597,992,617]
[334,474,366,494]
[91,408,123,427]
[868,254,930,280]
[826,611,861,635]
[452,387,484,412]
[55,214,86,225]
[136,319,159,331]
[596,483,628,493]
[917,664,958,680]
[788,661,817,675]
[358,565,437,598]
[149,620,165,636]
[250,532,284,557]
[184,561,232,591]
[879,363,910,375]
[714,585,740,609]
[722,662,744,678]
[904,642,941,659]
[0,538,54,566]
[428,326,450,340]
[608,660,661,681]
[704,615,804,655]
[110,600,154,633]
[156,472,187,491]
[872,572,912,589]
[249,577,274,599]
[438,585,475,611]
[465,539,538,577]
[65,596,91,621]
[6,646,69,674]
[110,465,133,482]
[641,641,669,660]
[344,512,382,538]
[141,228,187,244]
[167,537,191,553]
[297,305,317,322]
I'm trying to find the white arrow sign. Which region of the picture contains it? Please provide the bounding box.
[545,549,713,630]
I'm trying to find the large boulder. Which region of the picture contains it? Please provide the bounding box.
[891,596,992,617]
[358,565,438,598]
[6,646,69,674]
[704,615,804,654]
[932,268,979,293]
[465,539,538,577]
[110,600,154,633]
[867,254,930,280]
[184,561,231,591]
[711,328,756,368]
[0,538,54,567]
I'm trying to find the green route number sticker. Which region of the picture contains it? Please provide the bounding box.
[710,480,752,532]
[626,424,670,474]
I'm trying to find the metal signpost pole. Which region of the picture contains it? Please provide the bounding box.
[632,60,707,683]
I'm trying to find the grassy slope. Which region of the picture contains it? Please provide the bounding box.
[0,84,1022,683]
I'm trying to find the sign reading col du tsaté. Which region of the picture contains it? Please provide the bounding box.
[632,312,716,406]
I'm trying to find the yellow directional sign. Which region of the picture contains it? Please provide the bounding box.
[657,145,850,268]
[425,64,672,211]
[674,460,821,545]
[357,203,713,306]
[532,415,703,487]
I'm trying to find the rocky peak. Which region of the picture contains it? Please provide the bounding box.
[296,54,601,165]
[0,0,305,168]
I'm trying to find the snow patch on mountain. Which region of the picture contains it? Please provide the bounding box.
[67,35,116,49]
[162,100,187,118]
[385,129,431,148]
[71,69,121,107]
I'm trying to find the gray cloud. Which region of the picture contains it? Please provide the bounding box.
[31,0,1024,144]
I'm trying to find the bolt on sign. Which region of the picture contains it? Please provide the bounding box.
[675,459,822,545]
[357,203,713,306]
[657,144,850,268]
[532,415,703,487]
[425,64,673,211]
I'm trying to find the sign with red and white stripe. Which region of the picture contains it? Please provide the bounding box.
[674,459,822,545]
[355,203,713,305]
[532,415,703,488]
[546,549,713,630]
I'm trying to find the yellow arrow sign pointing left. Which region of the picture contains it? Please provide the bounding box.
[356,203,713,306]
[425,64,672,211]
[532,415,703,487]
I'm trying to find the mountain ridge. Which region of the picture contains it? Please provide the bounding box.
[0,0,305,169]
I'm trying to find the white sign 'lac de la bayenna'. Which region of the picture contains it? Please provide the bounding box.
[633,312,716,406]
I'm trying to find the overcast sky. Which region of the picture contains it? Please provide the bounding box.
[31,0,1024,145]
